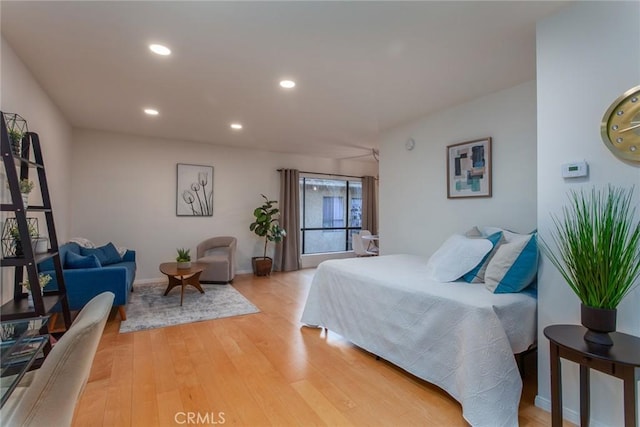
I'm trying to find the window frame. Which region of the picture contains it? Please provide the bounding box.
[300,175,362,254]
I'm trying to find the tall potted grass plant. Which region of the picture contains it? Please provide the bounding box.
[540,185,640,346]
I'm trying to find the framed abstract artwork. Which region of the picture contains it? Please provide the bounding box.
[176,163,214,216]
[446,137,492,199]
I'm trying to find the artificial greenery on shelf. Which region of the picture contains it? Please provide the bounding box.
[9,222,38,240]
[540,185,640,309]
[21,273,52,292]
[5,179,34,194]
[18,179,34,194]
[8,128,23,144]
[5,112,27,155]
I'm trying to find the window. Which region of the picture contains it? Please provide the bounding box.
[322,197,344,228]
[300,176,362,254]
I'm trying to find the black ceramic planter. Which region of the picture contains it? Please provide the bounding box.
[581,303,616,346]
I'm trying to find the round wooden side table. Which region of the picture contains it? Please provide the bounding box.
[159,262,207,306]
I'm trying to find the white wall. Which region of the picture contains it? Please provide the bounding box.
[0,37,73,303]
[379,80,537,257]
[536,2,640,426]
[70,129,377,281]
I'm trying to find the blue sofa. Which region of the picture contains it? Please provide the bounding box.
[38,242,136,320]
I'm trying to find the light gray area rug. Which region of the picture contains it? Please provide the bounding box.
[119,282,259,333]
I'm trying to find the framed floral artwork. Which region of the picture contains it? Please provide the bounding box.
[176,164,213,216]
[446,137,492,199]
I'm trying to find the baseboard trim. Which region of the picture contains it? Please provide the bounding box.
[535,395,608,427]
[534,395,551,413]
[134,277,167,285]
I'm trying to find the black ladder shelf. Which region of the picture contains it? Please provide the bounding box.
[0,111,72,331]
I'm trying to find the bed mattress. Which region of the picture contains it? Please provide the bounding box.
[300,254,537,427]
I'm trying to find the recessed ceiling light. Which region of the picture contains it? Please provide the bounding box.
[230,123,243,130]
[149,44,171,56]
[279,80,296,89]
[144,108,159,116]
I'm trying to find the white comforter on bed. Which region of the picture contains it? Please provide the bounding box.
[300,254,537,427]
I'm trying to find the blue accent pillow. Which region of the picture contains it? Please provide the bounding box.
[462,231,504,283]
[80,242,122,266]
[65,251,102,269]
[484,233,539,293]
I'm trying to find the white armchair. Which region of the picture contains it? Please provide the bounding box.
[196,236,237,283]
[1,292,113,426]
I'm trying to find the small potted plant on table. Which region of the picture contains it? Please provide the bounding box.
[176,248,191,269]
[249,194,286,276]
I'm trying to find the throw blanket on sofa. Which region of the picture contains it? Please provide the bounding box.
[301,254,537,427]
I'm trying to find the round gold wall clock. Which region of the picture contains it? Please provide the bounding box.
[600,85,640,162]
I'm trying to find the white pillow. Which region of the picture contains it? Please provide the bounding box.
[425,234,493,282]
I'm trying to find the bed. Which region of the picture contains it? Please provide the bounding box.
[300,253,537,427]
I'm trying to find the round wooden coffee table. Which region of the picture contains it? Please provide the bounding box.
[159,262,207,306]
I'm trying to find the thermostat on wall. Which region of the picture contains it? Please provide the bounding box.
[561,160,588,178]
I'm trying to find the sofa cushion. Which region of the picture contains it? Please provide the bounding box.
[199,254,230,265]
[38,242,81,272]
[102,261,136,291]
[80,242,122,266]
[65,252,102,269]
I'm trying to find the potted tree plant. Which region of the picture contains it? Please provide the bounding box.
[249,194,286,276]
[540,185,640,346]
[176,248,191,269]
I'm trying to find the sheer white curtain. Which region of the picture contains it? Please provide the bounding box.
[274,169,301,271]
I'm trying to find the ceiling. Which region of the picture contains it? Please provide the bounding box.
[1,1,568,161]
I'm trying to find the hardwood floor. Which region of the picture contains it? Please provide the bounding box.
[72,269,564,426]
